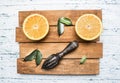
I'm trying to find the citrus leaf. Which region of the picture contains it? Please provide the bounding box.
[24,49,38,61]
[80,56,87,64]
[60,17,72,25]
[57,19,64,36]
[35,50,42,66]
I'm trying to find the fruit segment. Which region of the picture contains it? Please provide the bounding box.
[75,14,102,41]
[23,14,49,40]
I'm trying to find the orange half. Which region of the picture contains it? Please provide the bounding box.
[23,14,49,40]
[75,14,103,41]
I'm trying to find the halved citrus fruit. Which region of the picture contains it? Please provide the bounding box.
[75,14,103,41]
[23,14,49,40]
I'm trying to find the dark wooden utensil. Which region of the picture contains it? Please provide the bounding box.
[42,41,79,70]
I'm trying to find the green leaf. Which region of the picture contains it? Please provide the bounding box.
[80,56,87,64]
[57,18,64,36]
[60,17,72,25]
[24,49,38,61]
[57,17,72,36]
[35,50,42,66]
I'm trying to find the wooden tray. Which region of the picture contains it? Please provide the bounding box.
[16,10,103,75]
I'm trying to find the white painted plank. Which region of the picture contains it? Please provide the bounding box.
[0,57,120,79]
[0,78,120,83]
[0,0,120,6]
[0,5,119,32]
[0,28,120,44]
[0,36,120,55]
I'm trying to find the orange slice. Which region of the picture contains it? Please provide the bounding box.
[75,14,103,41]
[23,14,49,40]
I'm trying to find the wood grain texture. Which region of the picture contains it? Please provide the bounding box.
[20,43,103,58]
[16,27,99,43]
[17,58,99,75]
[19,10,102,26]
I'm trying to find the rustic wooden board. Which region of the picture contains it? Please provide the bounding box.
[17,10,103,75]
[16,27,99,43]
[19,10,102,26]
[17,58,99,75]
[19,43,103,58]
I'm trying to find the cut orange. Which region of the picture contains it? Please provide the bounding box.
[23,14,49,40]
[75,14,103,41]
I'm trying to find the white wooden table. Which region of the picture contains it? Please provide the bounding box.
[0,0,120,83]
